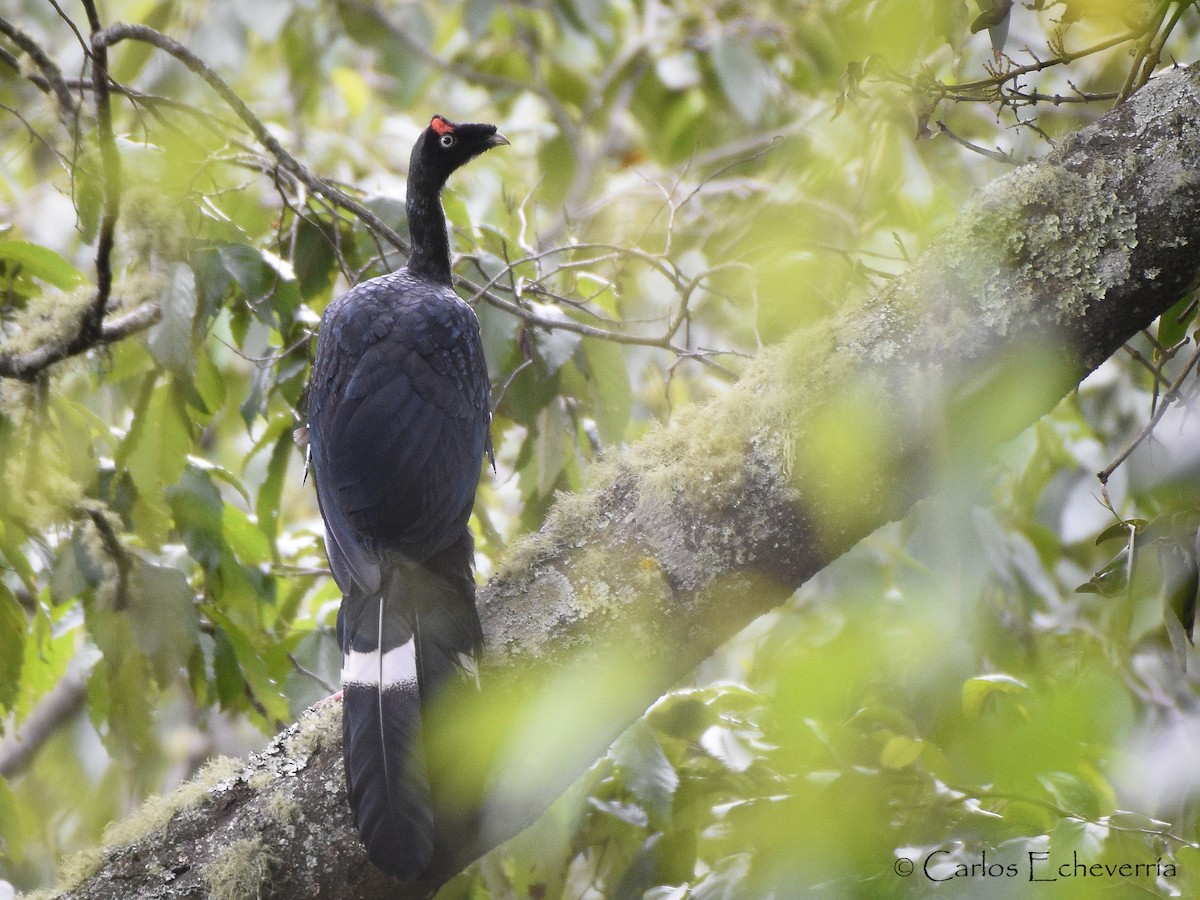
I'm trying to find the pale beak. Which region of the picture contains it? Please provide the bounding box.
[487,132,510,148]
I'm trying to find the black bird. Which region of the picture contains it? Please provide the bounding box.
[305,115,507,878]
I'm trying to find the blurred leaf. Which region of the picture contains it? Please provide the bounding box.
[700,725,755,773]
[292,216,341,301]
[879,734,926,769]
[120,378,193,547]
[256,425,293,548]
[110,1,176,82]
[332,66,370,118]
[222,504,272,565]
[464,0,499,39]
[0,775,19,860]
[0,240,85,291]
[581,336,632,444]
[232,0,291,41]
[709,34,764,123]
[533,400,570,498]
[0,582,24,714]
[532,313,582,376]
[1094,519,1145,545]
[1076,545,1131,597]
[128,562,199,685]
[206,607,289,725]
[962,673,1028,718]
[612,720,679,827]
[588,796,649,828]
[147,262,198,374]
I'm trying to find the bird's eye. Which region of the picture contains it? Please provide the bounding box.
[439,133,456,148]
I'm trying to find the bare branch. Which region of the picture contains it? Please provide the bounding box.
[0,662,90,778]
[86,0,121,347]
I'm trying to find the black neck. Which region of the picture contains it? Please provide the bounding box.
[405,165,452,285]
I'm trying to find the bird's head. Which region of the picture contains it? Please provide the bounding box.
[411,115,509,186]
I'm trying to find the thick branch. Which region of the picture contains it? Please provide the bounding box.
[63,66,1200,899]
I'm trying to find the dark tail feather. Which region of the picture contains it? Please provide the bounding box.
[340,592,433,878]
[340,534,483,879]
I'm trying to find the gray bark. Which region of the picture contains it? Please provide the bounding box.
[60,65,1200,899]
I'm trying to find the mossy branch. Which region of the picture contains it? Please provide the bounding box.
[0,301,160,381]
[56,65,1200,899]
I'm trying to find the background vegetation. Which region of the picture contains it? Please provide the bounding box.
[2,0,1200,896]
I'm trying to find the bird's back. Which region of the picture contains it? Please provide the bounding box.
[308,268,491,590]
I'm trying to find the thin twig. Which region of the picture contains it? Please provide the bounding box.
[92,23,408,254]
[1098,342,1200,484]
[86,0,120,346]
[936,121,1017,164]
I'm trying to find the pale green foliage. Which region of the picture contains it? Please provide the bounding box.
[2,0,1200,897]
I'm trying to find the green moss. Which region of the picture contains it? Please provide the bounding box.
[0,286,92,361]
[121,184,188,264]
[102,776,204,849]
[928,161,1135,346]
[204,837,278,900]
[265,791,299,827]
[494,467,616,583]
[55,752,243,894]
[289,698,341,757]
[53,848,104,895]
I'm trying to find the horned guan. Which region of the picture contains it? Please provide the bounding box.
[306,115,507,878]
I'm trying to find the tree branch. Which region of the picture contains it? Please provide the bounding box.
[0,662,89,778]
[0,15,79,116]
[60,64,1200,899]
[85,0,120,347]
[92,23,408,255]
[0,301,161,380]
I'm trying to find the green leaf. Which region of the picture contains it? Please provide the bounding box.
[879,734,926,769]
[222,504,272,565]
[1156,292,1196,349]
[582,336,632,444]
[255,426,293,548]
[0,582,25,714]
[962,673,1028,718]
[127,562,199,685]
[1094,519,1145,545]
[121,377,194,546]
[194,349,228,415]
[206,607,289,725]
[533,400,570,498]
[293,217,340,301]
[147,262,198,373]
[700,724,755,773]
[0,240,85,290]
[0,776,20,861]
[612,720,679,827]
[710,34,764,123]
